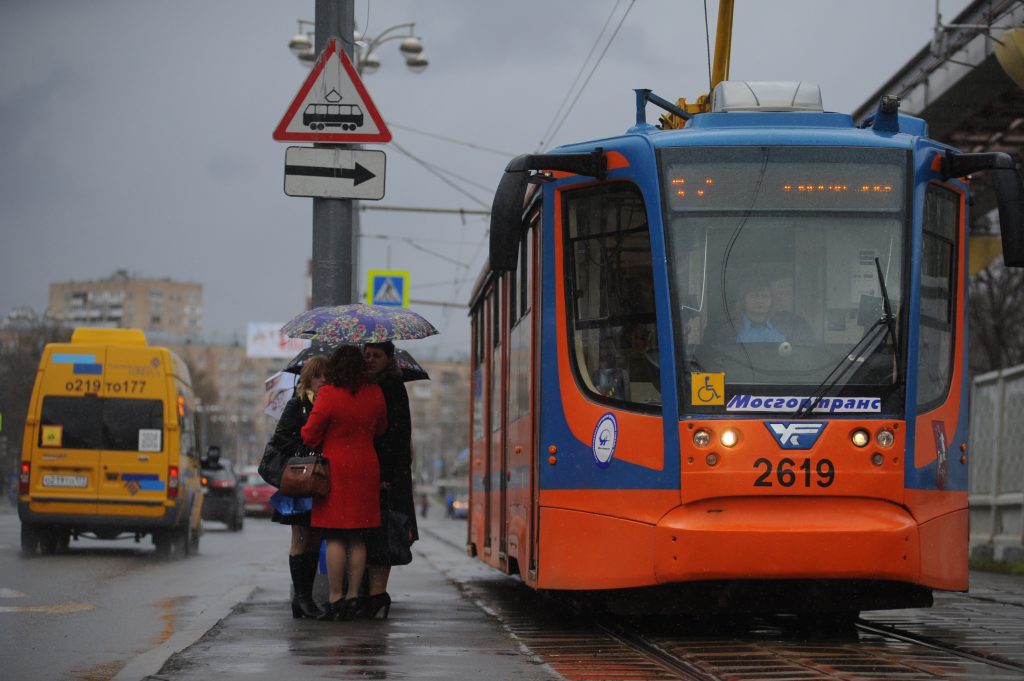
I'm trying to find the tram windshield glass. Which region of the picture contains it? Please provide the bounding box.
[661,146,907,416]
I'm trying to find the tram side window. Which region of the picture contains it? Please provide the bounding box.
[491,287,502,432]
[564,183,660,407]
[510,226,534,422]
[917,185,958,408]
[471,304,485,442]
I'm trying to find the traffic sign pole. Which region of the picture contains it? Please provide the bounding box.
[312,0,357,307]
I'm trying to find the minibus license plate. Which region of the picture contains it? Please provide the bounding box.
[42,474,88,488]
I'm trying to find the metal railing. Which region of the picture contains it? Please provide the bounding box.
[969,364,1024,561]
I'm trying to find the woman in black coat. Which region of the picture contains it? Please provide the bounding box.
[361,341,418,619]
[269,355,327,619]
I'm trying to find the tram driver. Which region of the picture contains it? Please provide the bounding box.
[711,273,812,345]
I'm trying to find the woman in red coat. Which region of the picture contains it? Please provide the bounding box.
[301,345,387,621]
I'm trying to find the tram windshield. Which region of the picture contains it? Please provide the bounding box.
[661,146,907,416]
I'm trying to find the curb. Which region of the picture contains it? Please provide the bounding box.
[112,584,256,681]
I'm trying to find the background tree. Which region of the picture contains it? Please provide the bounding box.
[968,258,1024,374]
[0,321,72,477]
[180,349,227,455]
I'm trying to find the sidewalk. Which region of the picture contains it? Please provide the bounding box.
[142,503,559,681]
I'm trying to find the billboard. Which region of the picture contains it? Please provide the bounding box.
[246,323,310,359]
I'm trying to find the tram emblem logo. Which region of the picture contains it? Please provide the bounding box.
[592,413,618,469]
[765,421,826,449]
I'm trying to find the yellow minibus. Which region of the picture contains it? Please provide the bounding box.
[19,327,203,557]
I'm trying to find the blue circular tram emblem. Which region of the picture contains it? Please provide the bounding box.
[592,413,618,468]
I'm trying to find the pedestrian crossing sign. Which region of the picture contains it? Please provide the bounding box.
[367,270,409,307]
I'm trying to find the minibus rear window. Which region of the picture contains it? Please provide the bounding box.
[39,396,164,451]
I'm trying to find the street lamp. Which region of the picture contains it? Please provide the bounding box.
[288,20,428,76]
[288,20,316,67]
[355,22,428,75]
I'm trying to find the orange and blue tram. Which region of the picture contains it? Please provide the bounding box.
[467,81,1024,615]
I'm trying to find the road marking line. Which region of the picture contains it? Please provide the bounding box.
[0,588,28,598]
[0,603,94,613]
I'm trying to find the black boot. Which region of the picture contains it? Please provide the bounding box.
[289,554,323,619]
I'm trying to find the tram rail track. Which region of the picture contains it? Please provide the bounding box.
[586,614,1024,681]
[855,618,1024,675]
[423,525,1024,680]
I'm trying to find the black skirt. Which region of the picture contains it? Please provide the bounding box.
[271,510,312,526]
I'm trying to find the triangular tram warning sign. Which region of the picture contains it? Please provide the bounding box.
[273,37,391,143]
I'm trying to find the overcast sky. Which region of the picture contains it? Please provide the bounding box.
[0,0,972,359]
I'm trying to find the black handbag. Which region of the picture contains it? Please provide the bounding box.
[257,441,289,488]
[381,507,413,566]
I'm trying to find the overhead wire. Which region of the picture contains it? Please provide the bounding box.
[535,0,622,152]
[540,0,637,152]
[704,0,713,91]
[387,122,517,157]
[389,140,493,208]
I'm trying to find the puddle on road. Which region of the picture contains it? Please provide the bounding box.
[153,597,177,645]
[68,659,125,681]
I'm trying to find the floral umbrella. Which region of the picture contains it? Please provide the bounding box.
[280,303,439,345]
[283,344,429,382]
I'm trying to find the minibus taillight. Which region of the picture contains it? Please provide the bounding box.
[168,465,180,499]
[19,462,30,495]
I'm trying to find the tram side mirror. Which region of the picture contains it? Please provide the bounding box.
[490,149,609,272]
[490,168,530,272]
[942,151,1024,267]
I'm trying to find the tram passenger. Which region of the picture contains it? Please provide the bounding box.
[268,355,327,620]
[361,341,419,620]
[619,322,661,390]
[301,346,387,622]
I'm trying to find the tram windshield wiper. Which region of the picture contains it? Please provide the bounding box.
[792,258,899,418]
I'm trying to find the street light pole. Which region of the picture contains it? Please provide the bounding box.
[312,0,358,307]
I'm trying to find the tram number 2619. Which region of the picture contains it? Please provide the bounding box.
[753,457,834,488]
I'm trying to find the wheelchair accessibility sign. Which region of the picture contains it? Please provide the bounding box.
[367,270,409,307]
[691,372,725,406]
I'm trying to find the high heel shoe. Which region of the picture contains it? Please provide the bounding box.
[338,598,358,621]
[317,599,344,621]
[356,592,391,620]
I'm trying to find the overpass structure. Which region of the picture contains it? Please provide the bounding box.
[853,0,1024,267]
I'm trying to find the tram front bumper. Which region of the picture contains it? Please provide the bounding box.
[654,496,920,583]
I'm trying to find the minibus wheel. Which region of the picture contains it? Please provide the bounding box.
[38,528,59,554]
[20,523,40,554]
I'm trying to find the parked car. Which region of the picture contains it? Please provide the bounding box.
[240,466,275,517]
[200,446,244,531]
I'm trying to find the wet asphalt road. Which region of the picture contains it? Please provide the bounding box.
[0,506,285,681]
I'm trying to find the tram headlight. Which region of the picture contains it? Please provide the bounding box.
[871,453,885,466]
[720,428,739,448]
[876,429,894,448]
[693,429,712,448]
[705,452,719,466]
[851,429,870,448]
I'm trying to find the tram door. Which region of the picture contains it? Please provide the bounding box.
[505,226,536,577]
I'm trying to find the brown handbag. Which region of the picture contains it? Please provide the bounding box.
[278,455,330,498]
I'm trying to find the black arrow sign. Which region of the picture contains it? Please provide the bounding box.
[284,162,376,186]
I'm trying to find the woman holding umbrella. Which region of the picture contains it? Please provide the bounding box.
[268,354,328,619]
[360,341,418,619]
